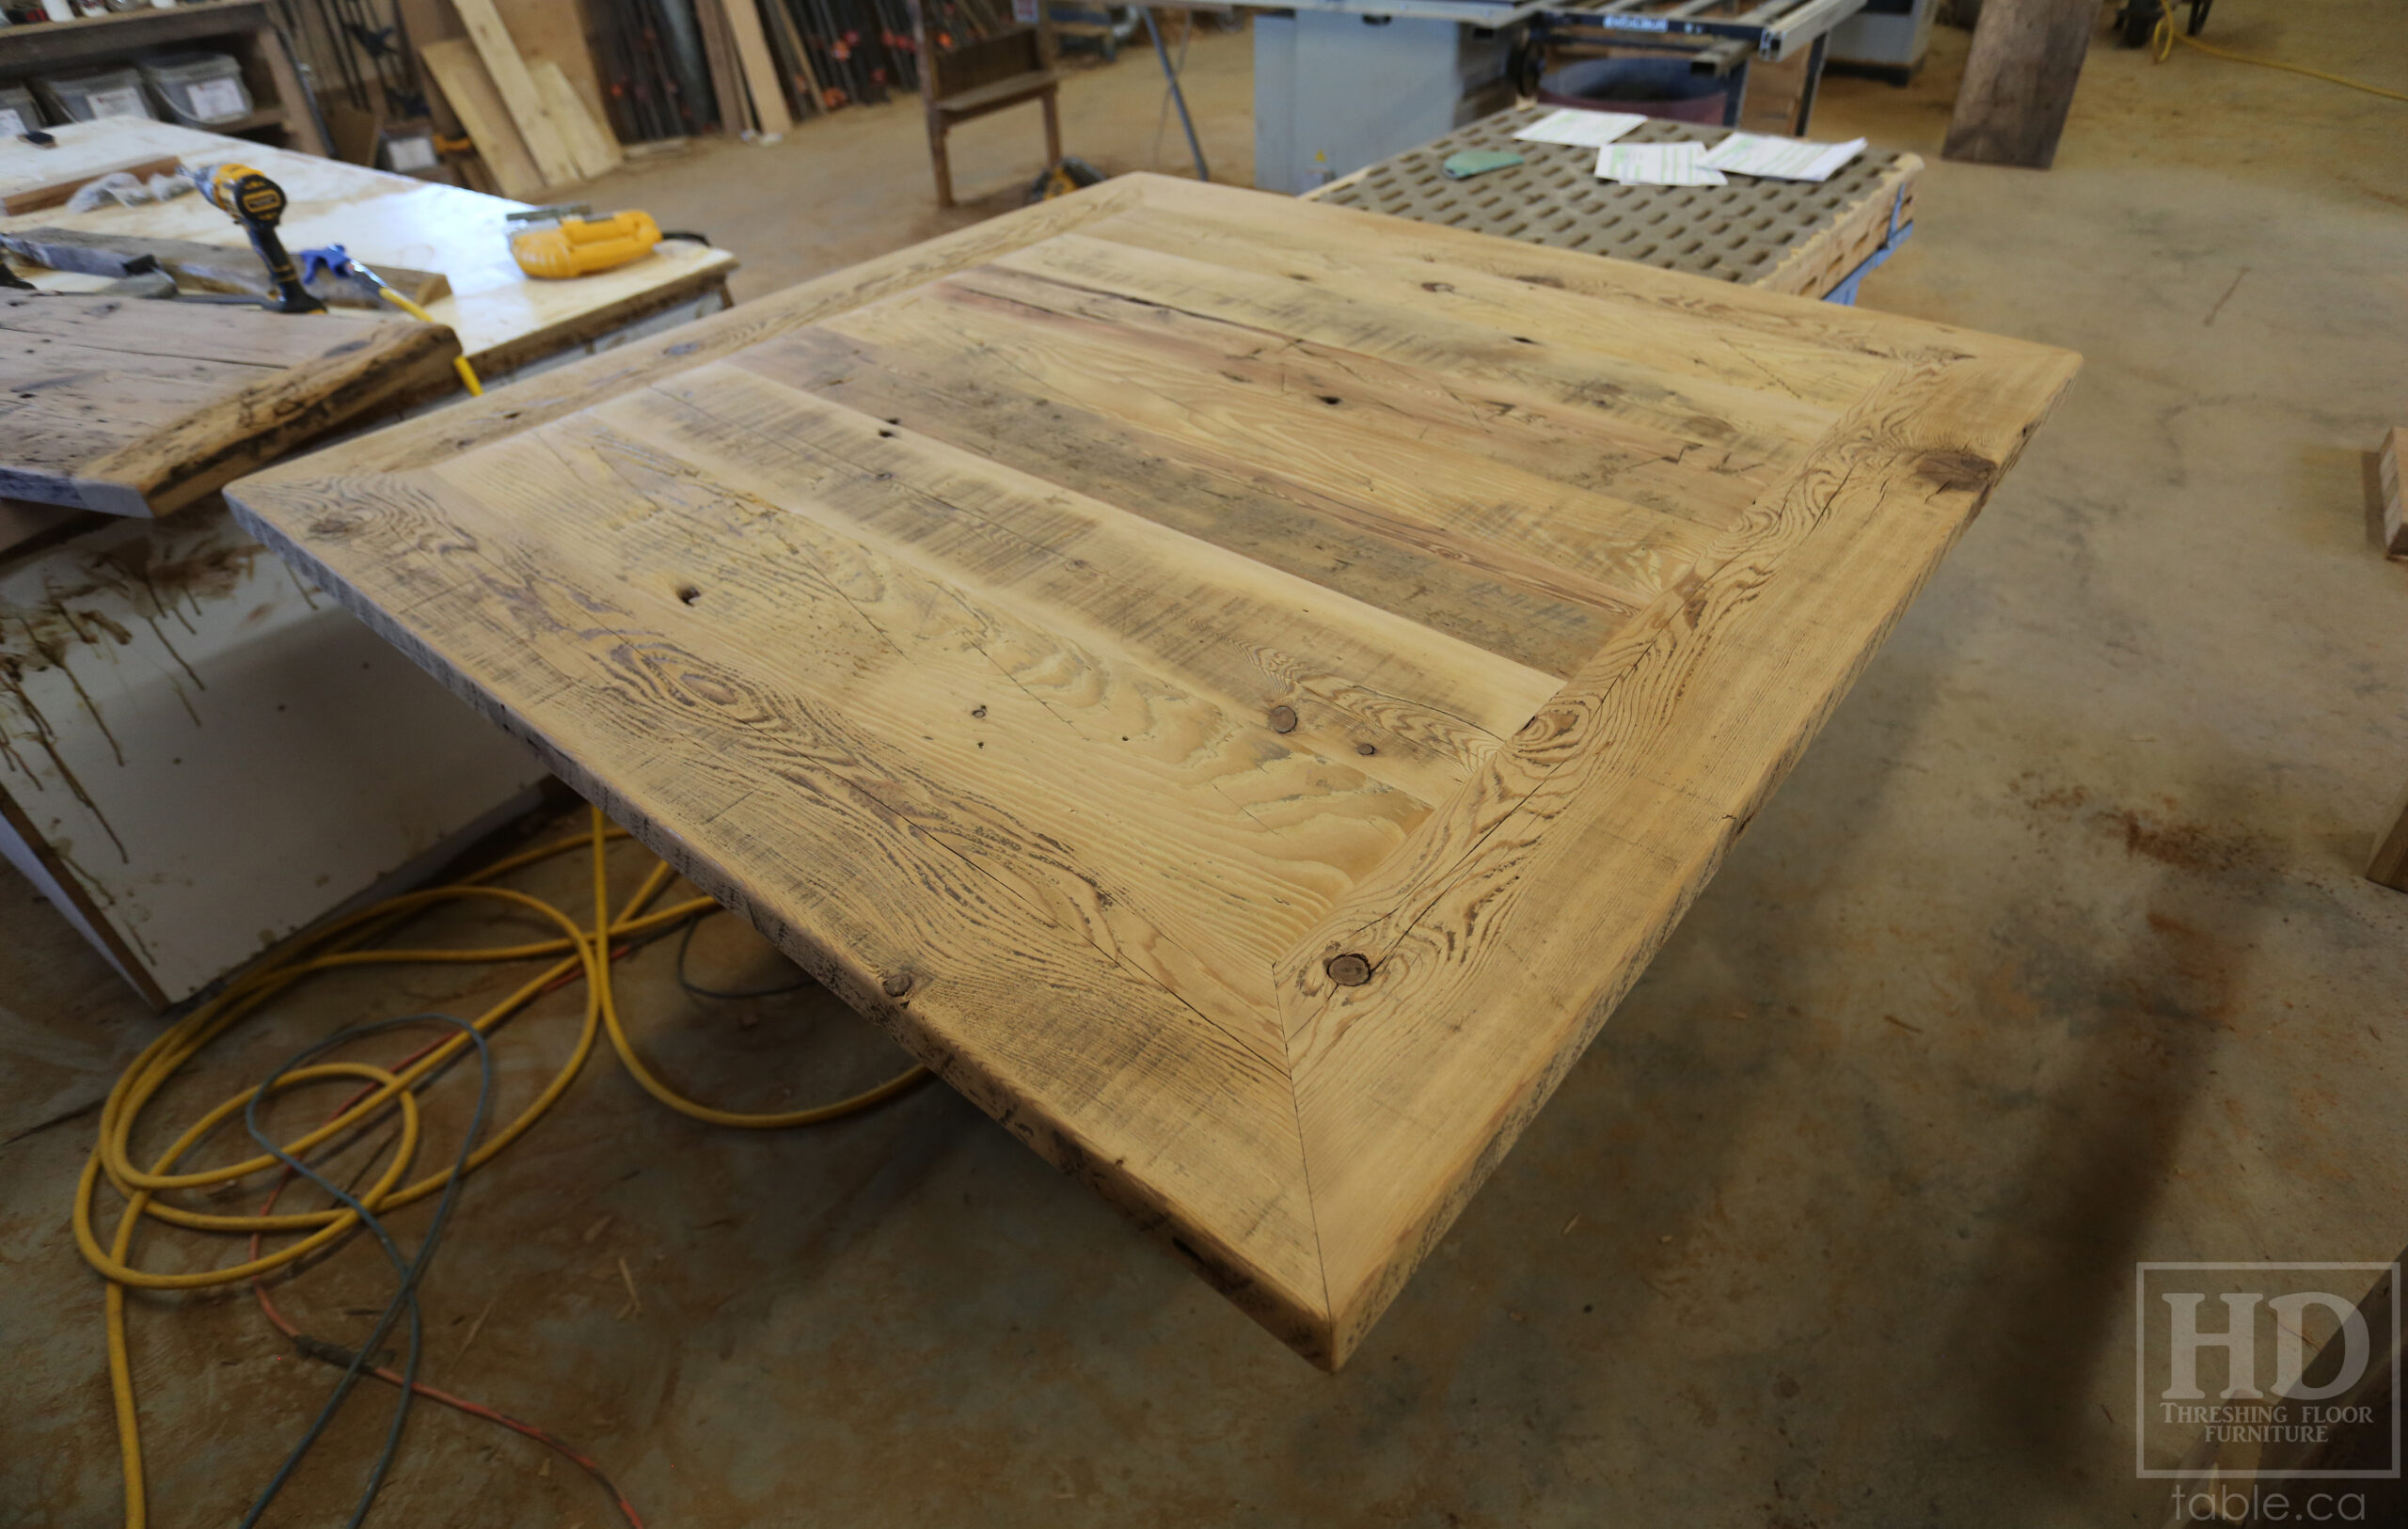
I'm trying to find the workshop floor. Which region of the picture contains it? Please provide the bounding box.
[7,6,2408,1525]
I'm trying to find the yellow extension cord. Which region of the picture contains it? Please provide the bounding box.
[373,284,486,398]
[2153,10,2408,102]
[74,808,928,1527]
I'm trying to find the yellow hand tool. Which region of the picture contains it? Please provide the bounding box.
[504,205,663,280]
[186,162,324,314]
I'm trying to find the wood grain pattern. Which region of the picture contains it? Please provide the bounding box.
[1942,0,2098,169]
[226,174,2078,1367]
[0,292,461,516]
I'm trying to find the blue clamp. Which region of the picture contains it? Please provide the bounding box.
[294,244,361,288]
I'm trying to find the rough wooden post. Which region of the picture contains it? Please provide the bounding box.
[1942,0,2098,168]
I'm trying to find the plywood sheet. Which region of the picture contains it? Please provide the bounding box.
[0,291,460,516]
[226,175,2080,1367]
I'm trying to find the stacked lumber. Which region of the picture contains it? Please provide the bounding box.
[400,0,1027,181]
[402,0,626,198]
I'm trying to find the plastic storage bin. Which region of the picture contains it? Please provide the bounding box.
[0,84,40,137]
[37,68,155,124]
[139,53,252,126]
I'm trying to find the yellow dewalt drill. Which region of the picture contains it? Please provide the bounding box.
[188,163,324,314]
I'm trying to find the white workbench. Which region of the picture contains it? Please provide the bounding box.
[0,119,739,1006]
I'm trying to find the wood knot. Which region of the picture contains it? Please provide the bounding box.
[1915,450,1997,494]
[1266,704,1298,733]
[307,513,360,537]
[1517,706,1579,745]
[1325,953,1372,986]
[881,971,913,998]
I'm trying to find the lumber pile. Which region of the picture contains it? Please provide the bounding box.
[388,0,1025,193]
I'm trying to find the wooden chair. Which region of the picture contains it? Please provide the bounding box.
[909,0,1061,208]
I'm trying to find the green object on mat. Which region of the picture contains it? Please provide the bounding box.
[1442,149,1525,180]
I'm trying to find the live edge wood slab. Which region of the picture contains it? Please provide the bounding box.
[0,291,461,517]
[225,174,2079,1367]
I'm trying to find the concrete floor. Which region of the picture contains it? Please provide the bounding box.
[7,6,2408,1524]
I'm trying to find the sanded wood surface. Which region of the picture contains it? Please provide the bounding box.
[0,292,460,517]
[227,175,2078,1365]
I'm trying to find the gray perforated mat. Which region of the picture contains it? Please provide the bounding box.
[1319,107,1914,292]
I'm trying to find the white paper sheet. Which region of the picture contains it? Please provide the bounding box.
[1698,132,1867,182]
[1594,141,1727,188]
[1513,108,1649,150]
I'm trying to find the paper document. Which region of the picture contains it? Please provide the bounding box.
[1595,142,1727,188]
[1698,133,1867,182]
[1513,108,1648,150]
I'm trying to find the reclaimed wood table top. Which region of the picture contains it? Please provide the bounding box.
[0,291,460,518]
[227,174,2078,1366]
[0,119,737,373]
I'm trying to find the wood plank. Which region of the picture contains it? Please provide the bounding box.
[450,0,586,185]
[823,271,1719,608]
[420,37,557,202]
[0,291,460,515]
[226,175,2079,1366]
[1942,0,2097,169]
[929,259,1786,539]
[616,360,1556,797]
[690,0,755,137]
[494,0,615,128]
[1001,227,1860,450]
[532,58,624,180]
[717,0,793,135]
[2380,427,2406,557]
[736,323,1628,678]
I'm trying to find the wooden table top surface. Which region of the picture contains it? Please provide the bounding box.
[228,174,2078,1367]
[0,119,737,370]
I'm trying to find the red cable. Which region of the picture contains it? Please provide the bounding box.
[241,931,658,1528]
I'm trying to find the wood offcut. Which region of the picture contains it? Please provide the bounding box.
[227,175,2078,1367]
